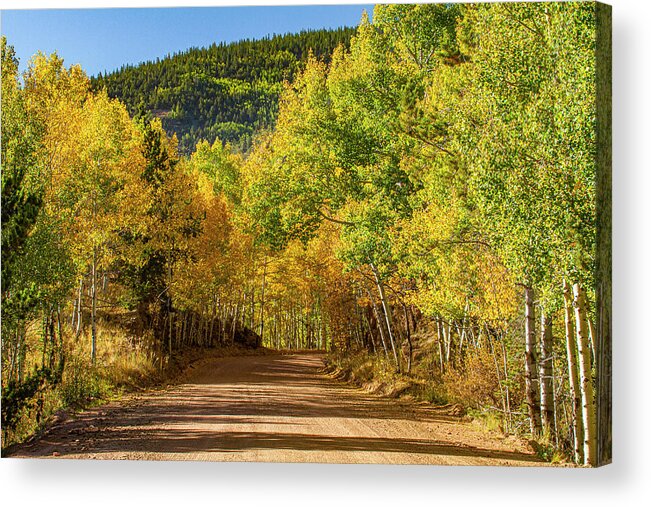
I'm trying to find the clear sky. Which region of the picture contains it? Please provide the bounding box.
[0,4,374,77]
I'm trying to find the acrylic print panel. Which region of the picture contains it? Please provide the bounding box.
[0,1,611,467]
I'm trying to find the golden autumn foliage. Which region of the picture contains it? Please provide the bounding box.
[2,1,607,465]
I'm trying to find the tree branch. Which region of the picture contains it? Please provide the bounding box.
[316,208,356,226]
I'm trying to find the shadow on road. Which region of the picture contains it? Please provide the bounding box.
[8,354,542,464]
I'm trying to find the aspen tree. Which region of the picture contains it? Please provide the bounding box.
[539,312,555,437]
[564,279,584,463]
[524,286,542,435]
[574,283,596,466]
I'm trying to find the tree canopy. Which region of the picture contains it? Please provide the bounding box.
[1,2,609,466]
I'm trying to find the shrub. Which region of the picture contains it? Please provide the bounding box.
[443,346,502,410]
[59,356,109,408]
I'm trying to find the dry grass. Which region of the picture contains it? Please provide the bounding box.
[325,349,449,405]
[2,312,275,451]
[442,346,503,410]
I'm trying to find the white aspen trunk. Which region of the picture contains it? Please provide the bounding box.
[250,286,255,332]
[456,321,465,357]
[444,320,453,364]
[18,326,25,381]
[41,313,49,368]
[488,334,508,428]
[192,313,197,345]
[259,258,267,342]
[168,312,173,355]
[436,317,445,373]
[524,286,541,436]
[588,318,597,362]
[364,285,389,361]
[573,283,597,466]
[319,298,325,350]
[71,298,77,331]
[362,310,377,355]
[402,303,413,374]
[176,311,181,349]
[370,263,400,372]
[232,299,240,344]
[540,311,555,437]
[76,278,83,337]
[10,329,18,381]
[221,303,227,343]
[168,262,174,354]
[500,339,513,431]
[201,311,207,346]
[56,304,63,361]
[210,298,216,346]
[179,312,185,347]
[293,306,298,349]
[458,302,469,356]
[91,246,98,364]
[90,183,99,364]
[564,279,584,463]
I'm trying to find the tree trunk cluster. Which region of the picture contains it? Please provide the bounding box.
[520,281,597,465]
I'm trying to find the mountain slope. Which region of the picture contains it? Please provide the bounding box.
[91,27,356,154]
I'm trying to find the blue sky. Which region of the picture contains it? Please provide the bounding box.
[0,5,374,77]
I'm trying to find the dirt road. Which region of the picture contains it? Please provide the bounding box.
[7,353,545,465]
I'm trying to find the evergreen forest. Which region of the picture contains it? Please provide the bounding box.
[91,27,356,154]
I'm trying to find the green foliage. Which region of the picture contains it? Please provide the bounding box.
[191,139,242,205]
[456,1,598,300]
[58,356,109,408]
[372,3,462,69]
[11,214,76,308]
[1,364,62,430]
[1,36,45,303]
[116,119,177,311]
[1,4,603,463]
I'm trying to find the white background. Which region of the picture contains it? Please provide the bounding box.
[1,0,649,505]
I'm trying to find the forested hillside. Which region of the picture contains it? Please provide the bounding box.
[2,3,610,467]
[91,27,355,154]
